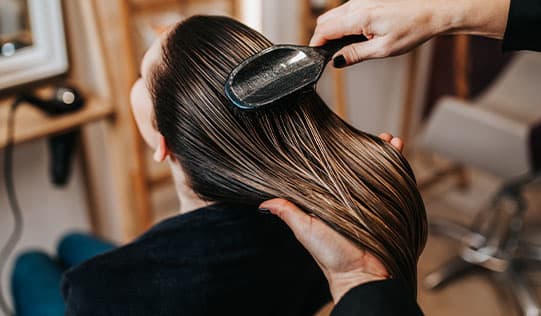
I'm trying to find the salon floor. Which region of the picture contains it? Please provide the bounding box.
[151,152,541,316]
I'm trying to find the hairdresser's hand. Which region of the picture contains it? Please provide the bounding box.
[310,0,510,67]
[260,198,389,303]
[377,132,404,152]
[259,134,402,303]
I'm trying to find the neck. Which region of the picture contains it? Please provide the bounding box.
[168,160,211,214]
[178,194,211,214]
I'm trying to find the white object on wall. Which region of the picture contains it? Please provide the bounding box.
[0,0,68,90]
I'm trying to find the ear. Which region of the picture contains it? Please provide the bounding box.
[153,134,170,162]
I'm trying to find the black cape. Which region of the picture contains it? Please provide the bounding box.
[62,203,330,316]
[503,0,541,51]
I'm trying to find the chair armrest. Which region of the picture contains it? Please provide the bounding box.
[420,97,533,179]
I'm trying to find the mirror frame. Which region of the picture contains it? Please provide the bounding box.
[0,0,68,90]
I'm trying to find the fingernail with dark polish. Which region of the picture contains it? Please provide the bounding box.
[333,55,346,68]
[258,208,271,214]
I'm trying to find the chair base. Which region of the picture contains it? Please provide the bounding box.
[425,218,541,316]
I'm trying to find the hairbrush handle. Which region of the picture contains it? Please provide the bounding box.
[318,34,369,60]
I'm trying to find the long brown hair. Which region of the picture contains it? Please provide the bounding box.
[150,15,427,296]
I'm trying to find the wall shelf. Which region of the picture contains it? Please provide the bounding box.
[0,95,114,149]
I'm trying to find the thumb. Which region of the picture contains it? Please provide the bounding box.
[333,38,388,67]
[259,198,315,244]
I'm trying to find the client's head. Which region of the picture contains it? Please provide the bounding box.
[130,15,427,295]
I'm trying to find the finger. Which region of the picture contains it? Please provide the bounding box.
[378,133,404,153]
[310,11,361,46]
[310,23,342,47]
[390,137,404,153]
[310,23,328,47]
[317,1,350,24]
[259,198,318,245]
[259,198,312,231]
[309,5,351,46]
[378,133,393,143]
[333,38,389,67]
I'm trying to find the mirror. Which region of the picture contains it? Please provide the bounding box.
[0,0,68,90]
[0,0,33,57]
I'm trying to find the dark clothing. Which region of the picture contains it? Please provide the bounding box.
[61,203,330,316]
[331,280,423,316]
[503,0,541,51]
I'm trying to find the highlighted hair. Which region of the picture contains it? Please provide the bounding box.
[150,15,427,296]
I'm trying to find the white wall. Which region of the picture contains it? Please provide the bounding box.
[262,0,300,43]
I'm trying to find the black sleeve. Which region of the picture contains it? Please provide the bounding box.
[330,279,423,316]
[503,0,541,51]
[61,270,93,316]
[61,273,77,316]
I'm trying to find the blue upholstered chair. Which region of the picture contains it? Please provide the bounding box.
[11,232,115,316]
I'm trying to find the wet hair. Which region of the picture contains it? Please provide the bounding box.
[149,15,427,296]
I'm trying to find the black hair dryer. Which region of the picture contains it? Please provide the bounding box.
[19,86,85,186]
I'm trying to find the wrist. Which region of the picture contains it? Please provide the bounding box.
[440,0,510,39]
[431,0,471,35]
[329,270,388,304]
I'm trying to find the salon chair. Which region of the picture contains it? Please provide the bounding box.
[420,52,541,316]
[11,233,115,316]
